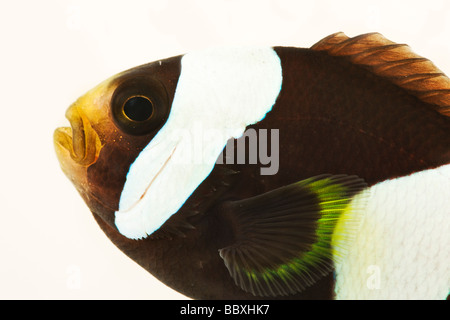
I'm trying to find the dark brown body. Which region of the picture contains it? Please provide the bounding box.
[88,47,450,299]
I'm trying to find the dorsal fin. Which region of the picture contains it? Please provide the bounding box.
[311,32,450,117]
[218,174,367,297]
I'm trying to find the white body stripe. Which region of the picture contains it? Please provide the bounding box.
[115,47,283,239]
[335,164,450,299]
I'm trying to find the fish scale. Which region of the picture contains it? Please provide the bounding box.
[334,165,450,299]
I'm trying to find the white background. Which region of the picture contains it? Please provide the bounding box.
[1,0,449,299]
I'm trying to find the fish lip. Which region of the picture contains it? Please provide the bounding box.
[53,126,73,153]
[53,105,102,167]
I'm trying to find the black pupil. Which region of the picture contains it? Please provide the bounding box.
[123,96,153,122]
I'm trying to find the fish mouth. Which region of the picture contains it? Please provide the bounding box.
[54,105,102,168]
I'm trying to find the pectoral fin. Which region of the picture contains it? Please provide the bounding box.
[219,174,367,297]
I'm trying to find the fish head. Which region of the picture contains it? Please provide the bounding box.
[55,47,282,240]
[53,56,182,228]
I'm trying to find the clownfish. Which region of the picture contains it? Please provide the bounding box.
[54,32,450,299]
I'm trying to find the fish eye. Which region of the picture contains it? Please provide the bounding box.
[111,76,169,136]
[123,96,154,122]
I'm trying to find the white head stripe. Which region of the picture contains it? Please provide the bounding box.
[115,47,283,239]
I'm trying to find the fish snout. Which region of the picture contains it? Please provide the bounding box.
[54,104,102,170]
